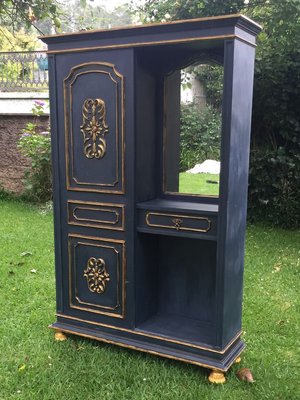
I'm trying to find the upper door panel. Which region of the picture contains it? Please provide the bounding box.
[64,62,124,193]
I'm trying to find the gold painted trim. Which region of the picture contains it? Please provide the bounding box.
[70,241,121,315]
[145,212,211,233]
[64,62,125,194]
[55,312,241,355]
[50,325,244,371]
[47,35,256,55]
[68,234,126,319]
[70,71,119,188]
[67,200,125,231]
[69,233,125,244]
[73,207,119,225]
[42,14,261,40]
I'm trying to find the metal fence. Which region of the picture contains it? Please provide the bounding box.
[0,51,48,91]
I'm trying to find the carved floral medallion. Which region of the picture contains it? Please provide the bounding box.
[83,257,110,294]
[80,98,109,159]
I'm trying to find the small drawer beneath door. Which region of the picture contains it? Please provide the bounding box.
[138,208,217,238]
[68,200,124,231]
[146,212,211,232]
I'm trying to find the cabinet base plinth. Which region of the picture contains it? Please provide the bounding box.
[49,319,245,374]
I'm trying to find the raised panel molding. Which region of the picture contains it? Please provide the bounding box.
[64,62,125,193]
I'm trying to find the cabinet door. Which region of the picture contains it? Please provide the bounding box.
[63,62,124,194]
[49,50,135,328]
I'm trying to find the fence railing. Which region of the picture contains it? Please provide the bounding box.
[0,51,48,91]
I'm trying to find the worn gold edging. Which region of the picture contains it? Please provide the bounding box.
[74,241,120,310]
[41,14,261,40]
[69,241,121,315]
[73,207,119,225]
[47,34,256,55]
[55,312,241,355]
[68,234,126,319]
[63,62,125,194]
[70,71,119,188]
[67,200,125,231]
[145,211,211,233]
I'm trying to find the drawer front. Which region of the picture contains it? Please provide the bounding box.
[68,234,126,319]
[68,200,124,230]
[144,211,215,235]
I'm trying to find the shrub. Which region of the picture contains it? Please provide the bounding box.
[17,101,52,203]
[179,103,221,172]
[248,145,300,229]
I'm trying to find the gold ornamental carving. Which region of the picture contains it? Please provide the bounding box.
[171,218,183,230]
[83,257,110,294]
[80,98,109,159]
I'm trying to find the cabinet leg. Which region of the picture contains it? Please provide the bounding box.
[208,369,226,384]
[235,356,242,364]
[54,331,68,341]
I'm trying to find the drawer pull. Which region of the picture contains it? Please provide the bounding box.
[172,218,183,230]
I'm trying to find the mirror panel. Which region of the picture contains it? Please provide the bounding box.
[164,62,224,197]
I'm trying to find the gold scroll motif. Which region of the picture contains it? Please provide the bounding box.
[80,98,109,159]
[83,257,110,294]
[171,218,183,230]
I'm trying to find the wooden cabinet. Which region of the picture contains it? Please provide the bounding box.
[42,14,261,381]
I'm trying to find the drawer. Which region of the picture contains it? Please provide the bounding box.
[67,200,124,230]
[138,209,217,237]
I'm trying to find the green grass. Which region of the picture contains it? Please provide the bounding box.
[0,199,300,400]
[179,172,219,195]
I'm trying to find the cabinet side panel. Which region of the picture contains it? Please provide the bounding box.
[48,54,64,313]
[217,39,256,347]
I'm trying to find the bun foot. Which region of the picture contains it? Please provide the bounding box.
[208,369,226,384]
[54,331,67,341]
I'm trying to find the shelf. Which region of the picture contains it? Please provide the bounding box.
[136,313,216,347]
[137,227,217,241]
[137,198,218,215]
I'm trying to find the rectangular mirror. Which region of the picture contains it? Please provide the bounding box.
[163,61,224,197]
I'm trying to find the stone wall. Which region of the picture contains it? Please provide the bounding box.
[0,114,49,193]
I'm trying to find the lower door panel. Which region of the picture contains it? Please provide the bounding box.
[68,234,126,319]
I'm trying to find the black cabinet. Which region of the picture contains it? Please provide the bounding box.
[42,14,261,383]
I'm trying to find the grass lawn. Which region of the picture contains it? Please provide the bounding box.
[0,199,299,400]
[179,172,219,196]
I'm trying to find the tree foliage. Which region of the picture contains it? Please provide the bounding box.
[17,101,52,203]
[59,0,131,32]
[180,104,221,172]
[0,0,60,33]
[0,27,38,51]
[133,0,245,22]
[0,1,132,36]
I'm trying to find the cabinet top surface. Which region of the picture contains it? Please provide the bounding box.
[41,14,261,53]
